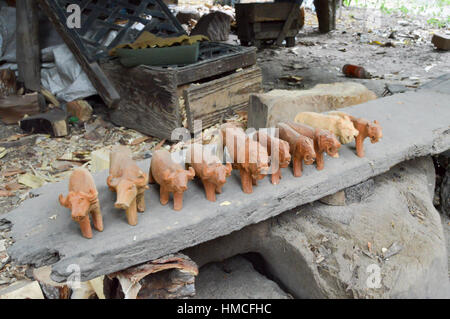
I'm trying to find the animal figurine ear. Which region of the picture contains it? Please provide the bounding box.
[59,194,68,207]
[162,169,172,182]
[86,188,98,203]
[366,123,371,129]
[135,171,148,187]
[188,167,195,180]
[374,120,379,124]
[202,165,213,178]
[107,175,119,189]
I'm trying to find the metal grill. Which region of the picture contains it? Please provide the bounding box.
[42,0,186,62]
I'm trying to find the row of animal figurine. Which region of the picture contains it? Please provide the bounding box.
[59,111,382,238]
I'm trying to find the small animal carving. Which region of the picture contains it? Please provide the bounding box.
[59,168,103,239]
[149,149,195,210]
[187,144,232,201]
[287,121,341,170]
[277,123,316,177]
[221,124,269,194]
[107,145,149,226]
[254,131,291,185]
[294,111,359,144]
[330,111,382,158]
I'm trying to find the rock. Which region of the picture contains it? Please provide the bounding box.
[176,10,201,25]
[190,12,231,41]
[344,179,375,204]
[431,33,450,51]
[319,190,346,206]
[0,281,45,299]
[185,157,450,298]
[248,82,377,129]
[193,256,291,299]
[442,169,450,216]
[66,100,93,123]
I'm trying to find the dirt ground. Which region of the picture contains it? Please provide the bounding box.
[0,5,449,292]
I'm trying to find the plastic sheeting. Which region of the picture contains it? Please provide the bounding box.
[0,2,97,102]
[40,45,97,102]
[0,6,17,63]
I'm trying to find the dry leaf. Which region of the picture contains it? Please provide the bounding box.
[18,173,46,189]
[0,190,13,197]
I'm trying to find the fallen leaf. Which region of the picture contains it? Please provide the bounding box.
[1,169,26,178]
[18,173,46,189]
[0,147,7,159]
[130,136,152,145]
[220,201,231,206]
[0,190,13,197]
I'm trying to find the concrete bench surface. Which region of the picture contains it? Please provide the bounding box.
[3,90,450,283]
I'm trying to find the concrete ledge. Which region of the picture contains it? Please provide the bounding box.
[3,91,450,282]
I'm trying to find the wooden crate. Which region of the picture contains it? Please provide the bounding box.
[38,0,262,140]
[101,45,261,139]
[235,2,304,47]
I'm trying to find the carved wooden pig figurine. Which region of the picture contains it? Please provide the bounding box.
[221,125,269,194]
[187,144,232,202]
[59,168,103,239]
[294,111,359,144]
[107,145,149,226]
[329,111,382,158]
[149,149,195,211]
[287,121,341,171]
[277,123,316,177]
[254,131,291,185]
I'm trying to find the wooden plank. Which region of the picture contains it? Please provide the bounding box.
[0,93,40,124]
[183,66,262,132]
[4,90,450,283]
[236,3,295,23]
[16,0,40,91]
[276,3,300,46]
[174,48,257,86]
[102,62,180,140]
[255,30,299,40]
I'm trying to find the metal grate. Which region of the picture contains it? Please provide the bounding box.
[41,0,186,62]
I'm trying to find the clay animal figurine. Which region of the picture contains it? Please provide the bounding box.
[329,111,383,158]
[221,124,269,194]
[287,121,341,171]
[59,168,103,239]
[277,123,316,177]
[187,143,232,202]
[254,131,291,185]
[294,111,359,145]
[149,149,195,210]
[107,145,149,226]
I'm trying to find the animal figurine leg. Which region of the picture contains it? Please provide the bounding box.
[355,135,365,157]
[90,203,103,232]
[292,156,303,177]
[136,190,145,212]
[173,192,184,211]
[215,185,223,194]
[271,169,282,185]
[252,178,257,186]
[125,199,138,226]
[240,169,253,194]
[148,168,155,184]
[159,186,170,205]
[78,217,93,239]
[315,150,325,170]
[202,179,217,202]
